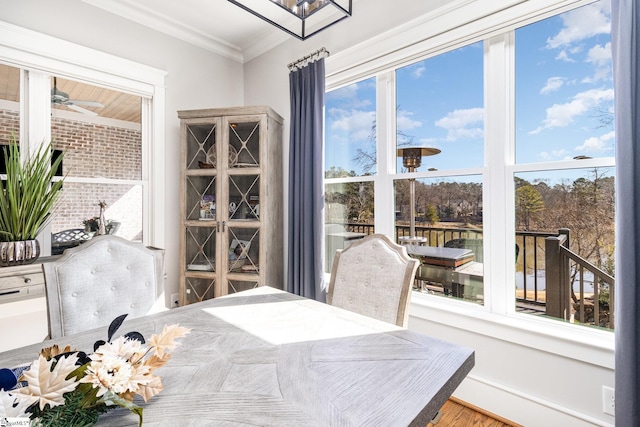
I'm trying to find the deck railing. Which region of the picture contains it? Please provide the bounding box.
[515,230,561,307]
[546,233,615,329]
[340,222,613,328]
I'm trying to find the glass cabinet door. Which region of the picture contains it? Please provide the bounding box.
[224,117,263,295]
[183,120,220,301]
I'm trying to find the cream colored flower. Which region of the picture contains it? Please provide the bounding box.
[95,336,145,362]
[81,353,152,397]
[15,354,80,410]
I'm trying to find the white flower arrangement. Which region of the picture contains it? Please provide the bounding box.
[0,315,190,427]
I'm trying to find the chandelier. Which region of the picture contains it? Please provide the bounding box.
[227,0,352,40]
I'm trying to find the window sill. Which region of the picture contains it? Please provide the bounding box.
[409,291,615,369]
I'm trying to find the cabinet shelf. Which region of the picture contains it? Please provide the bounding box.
[178,106,283,305]
[185,169,219,177]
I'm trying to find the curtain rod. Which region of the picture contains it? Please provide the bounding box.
[288,47,330,71]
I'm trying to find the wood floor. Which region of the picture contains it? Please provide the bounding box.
[428,398,522,427]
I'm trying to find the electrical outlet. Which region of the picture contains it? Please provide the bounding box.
[602,386,615,416]
[170,293,180,308]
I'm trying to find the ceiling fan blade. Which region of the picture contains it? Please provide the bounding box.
[65,104,99,116]
[68,99,104,108]
[51,89,69,103]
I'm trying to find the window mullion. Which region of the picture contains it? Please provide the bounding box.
[375,71,396,236]
[484,33,514,315]
[23,70,51,153]
[23,69,53,256]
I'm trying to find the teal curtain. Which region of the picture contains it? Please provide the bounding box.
[287,59,325,302]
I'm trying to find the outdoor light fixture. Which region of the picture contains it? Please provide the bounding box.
[397,147,441,244]
[227,0,352,40]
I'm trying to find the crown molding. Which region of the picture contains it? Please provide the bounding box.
[81,0,245,63]
[0,21,166,95]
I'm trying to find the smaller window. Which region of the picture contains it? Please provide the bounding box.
[324,181,374,273]
[394,175,484,304]
[50,76,144,247]
[325,77,377,177]
[395,41,484,171]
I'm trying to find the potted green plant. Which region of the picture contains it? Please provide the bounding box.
[0,140,64,266]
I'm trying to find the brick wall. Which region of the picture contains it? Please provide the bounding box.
[0,108,19,142]
[51,117,141,180]
[0,108,143,239]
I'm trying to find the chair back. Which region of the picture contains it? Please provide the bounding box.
[42,235,164,339]
[327,234,419,327]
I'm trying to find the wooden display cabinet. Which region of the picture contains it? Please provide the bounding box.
[178,106,283,305]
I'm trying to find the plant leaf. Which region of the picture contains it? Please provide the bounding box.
[16,354,80,410]
[143,354,169,371]
[107,314,128,342]
[123,331,145,344]
[102,391,144,427]
[135,375,163,403]
[0,389,32,418]
[147,324,191,358]
[0,139,66,241]
[93,340,106,352]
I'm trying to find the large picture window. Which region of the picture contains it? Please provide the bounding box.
[513,1,614,328]
[324,0,615,331]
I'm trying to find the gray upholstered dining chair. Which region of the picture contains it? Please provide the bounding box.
[42,235,165,339]
[327,234,420,328]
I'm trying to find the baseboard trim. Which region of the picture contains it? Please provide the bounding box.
[454,374,614,427]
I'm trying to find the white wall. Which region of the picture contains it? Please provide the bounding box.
[0,0,245,306]
[243,0,615,425]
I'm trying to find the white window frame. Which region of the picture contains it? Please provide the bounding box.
[0,21,167,250]
[324,0,615,368]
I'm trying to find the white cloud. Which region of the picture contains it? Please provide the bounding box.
[529,88,614,134]
[329,109,376,141]
[326,82,372,109]
[419,137,438,145]
[327,84,357,100]
[539,149,570,160]
[397,110,422,131]
[575,130,615,152]
[435,108,484,141]
[541,77,565,94]
[555,50,575,63]
[582,42,612,83]
[411,66,426,79]
[546,3,611,49]
[587,42,612,67]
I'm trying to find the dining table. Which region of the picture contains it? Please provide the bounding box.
[0,286,474,426]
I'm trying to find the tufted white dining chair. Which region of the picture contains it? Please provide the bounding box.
[327,234,419,328]
[42,235,164,339]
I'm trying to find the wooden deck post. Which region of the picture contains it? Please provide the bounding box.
[545,235,570,321]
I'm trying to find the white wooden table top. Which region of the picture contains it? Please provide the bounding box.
[0,286,474,426]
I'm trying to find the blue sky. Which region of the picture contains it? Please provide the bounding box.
[325,0,613,176]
